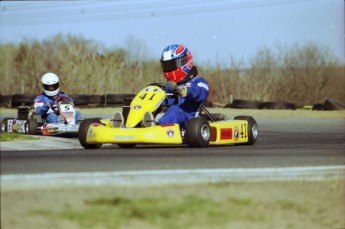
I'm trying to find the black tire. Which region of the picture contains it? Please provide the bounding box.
[225,99,261,109]
[0,95,12,108]
[70,94,89,106]
[324,99,345,110]
[17,105,30,120]
[12,94,36,107]
[78,118,103,149]
[234,116,258,145]
[312,103,325,110]
[87,95,101,105]
[186,117,211,148]
[25,119,38,135]
[201,113,228,121]
[211,113,228,121]
[1,118,15,132]
[123,94,136,106]
[117,144,137,148]
[203,101,213,108]
[101,94,132,106]
[259,102,296,110]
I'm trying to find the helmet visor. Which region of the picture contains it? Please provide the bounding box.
[161,55,188,72]
[43,82,59,91]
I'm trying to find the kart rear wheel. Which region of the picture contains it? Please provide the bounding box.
[234,116,258,145]
[78,118,102,149]
[186,117,211,147]
[25,119,38,135]
[1,118,15,132]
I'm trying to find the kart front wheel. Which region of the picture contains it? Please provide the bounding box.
[78,118,102,149]
[25,119,38,135]
[186,117,211,147]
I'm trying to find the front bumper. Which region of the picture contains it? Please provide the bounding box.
[86,124,183,145]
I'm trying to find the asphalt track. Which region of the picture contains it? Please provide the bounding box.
[1,115,345,177]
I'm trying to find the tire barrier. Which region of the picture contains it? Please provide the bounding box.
[0,94,133,108]
[312,103,326,110]
[204,101,213,108]
[1,94,344,110]
[312,99,345,111]
[11,94,36,107]
[259,101,296,110]
[70,94,89,106]
[123,94,136,106]
[100,94,133,107]
[0,95,12,108]
[224,100,297,110]
[224,99,261,109]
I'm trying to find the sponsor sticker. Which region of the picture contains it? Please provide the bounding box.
[166,129,175,137]
[13,120,24,131]
[7,120,14,132]
[220,128,232,140]
[114,136,135,140]
[46,128,58,133]
[234,126,239,141]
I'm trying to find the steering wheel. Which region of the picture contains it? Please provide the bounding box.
[53,96,71,106]
[146,82,179,105]
[146,82,165,88]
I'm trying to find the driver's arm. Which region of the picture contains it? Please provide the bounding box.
[34,98,49,115]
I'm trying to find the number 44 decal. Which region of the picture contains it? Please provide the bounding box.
[139,93,156,100]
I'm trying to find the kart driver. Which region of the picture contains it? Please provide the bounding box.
[34,72,81,123]
[157,44,209,129]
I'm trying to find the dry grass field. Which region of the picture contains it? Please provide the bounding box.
[1,36,344,106]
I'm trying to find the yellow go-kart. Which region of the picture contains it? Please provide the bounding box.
[78,83,258,149]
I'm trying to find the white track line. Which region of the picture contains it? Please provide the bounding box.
[1,166,344,190]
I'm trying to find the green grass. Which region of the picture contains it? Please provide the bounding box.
[0,132,38,142]
[31,191,264,229]
[22,180,345,229]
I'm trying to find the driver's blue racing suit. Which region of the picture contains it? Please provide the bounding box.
[34,92,81,123]
[158,76,209,129]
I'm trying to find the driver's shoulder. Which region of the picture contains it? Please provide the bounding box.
[57,92,70,97]
[190,76,208,85]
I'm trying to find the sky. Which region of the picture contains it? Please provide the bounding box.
[0,0,344,67]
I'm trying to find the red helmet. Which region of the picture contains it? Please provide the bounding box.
[160,44,193,83]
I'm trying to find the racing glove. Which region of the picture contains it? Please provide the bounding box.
[176,86,187,97]
[165,81,187,97]
[165,80,177,92]
[46,102,57,114]
[46,105,54,114]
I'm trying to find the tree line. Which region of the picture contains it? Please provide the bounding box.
[0,34,343,106]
